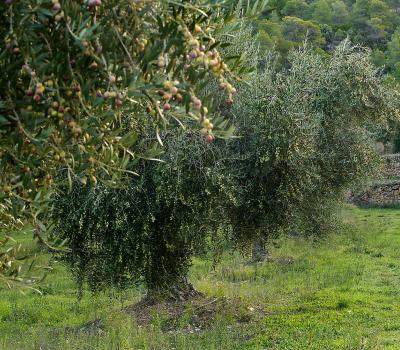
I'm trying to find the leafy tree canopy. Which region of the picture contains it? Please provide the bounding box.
[0,0,247,289]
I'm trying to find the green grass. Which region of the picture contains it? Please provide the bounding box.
[1,205,400,349]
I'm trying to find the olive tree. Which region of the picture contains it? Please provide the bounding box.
[0,0,240,288]
[226,41,399,257]
[49,12,259,299]
[51,36,399,300]
[52,132,230,299]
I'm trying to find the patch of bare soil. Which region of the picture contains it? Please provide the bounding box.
[125,294,264,333]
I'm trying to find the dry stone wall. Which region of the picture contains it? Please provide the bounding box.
[351,181,400,206]
[350,153,400,206]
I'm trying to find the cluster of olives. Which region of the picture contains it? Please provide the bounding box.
[154,22,238,142]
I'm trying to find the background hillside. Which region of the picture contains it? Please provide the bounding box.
[246,0,400,80]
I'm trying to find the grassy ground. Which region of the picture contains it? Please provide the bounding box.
[1,205,400,349]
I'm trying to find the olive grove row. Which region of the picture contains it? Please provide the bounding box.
[1,0,399,297]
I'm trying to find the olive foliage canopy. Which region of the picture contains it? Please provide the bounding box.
[0,0,248,288]
[227,41,399,244]
[52,40,399,298]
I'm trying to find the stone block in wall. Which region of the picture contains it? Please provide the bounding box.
[350,180,400,206]
[383,153,400,178]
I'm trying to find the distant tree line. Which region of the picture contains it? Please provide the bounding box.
[235,0,400,80]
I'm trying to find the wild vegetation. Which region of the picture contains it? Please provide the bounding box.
[247,0,400,80]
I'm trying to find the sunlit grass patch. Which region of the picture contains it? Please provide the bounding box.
[1,206,400,349]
